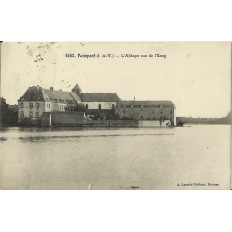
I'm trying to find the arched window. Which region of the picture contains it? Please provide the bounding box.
[98,104,101,110]
[86,104,88,109]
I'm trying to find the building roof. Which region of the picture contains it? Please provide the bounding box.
[80,93,121,102]
[118,100,175,106]
[18,86,45,101]
[70,92,82,103]
[42,88,81,102]
[72,83,82,93]
[18,86,81,103]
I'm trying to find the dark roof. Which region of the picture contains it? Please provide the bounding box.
[18,86,45,101]
[18,86,81,103]
[72,84,82,93]
[80,93,121,102]
[118,100,174,106]
[43,88,81,102]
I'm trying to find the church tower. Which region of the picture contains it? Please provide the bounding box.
[71,83,82,96]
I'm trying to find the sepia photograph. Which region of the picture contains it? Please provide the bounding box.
[0,42,231,189]
[2,1,232,232]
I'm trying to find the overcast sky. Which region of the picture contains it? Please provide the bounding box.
[1,42,231,117]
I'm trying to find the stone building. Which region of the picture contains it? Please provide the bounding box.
[18,84,121,122]
[115,100,176,125]
[18,83,176,126]
[81,93,120,110]
[18,85,81,122]
[80,92,121,119]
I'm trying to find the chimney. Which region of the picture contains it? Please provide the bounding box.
[50,87,53,91]
[37,85,40,90]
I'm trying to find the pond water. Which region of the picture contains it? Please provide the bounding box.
[0,125,230,189]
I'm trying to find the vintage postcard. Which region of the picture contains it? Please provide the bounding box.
[0,42,231,189]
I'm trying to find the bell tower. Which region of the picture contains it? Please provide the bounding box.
[71,83,82,96]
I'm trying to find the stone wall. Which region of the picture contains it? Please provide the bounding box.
[41,112,139,127]
[41,111,87,127]
[85,120,138,128]
[138,120,171,127]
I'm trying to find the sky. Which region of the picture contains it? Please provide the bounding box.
[1,42,231,117]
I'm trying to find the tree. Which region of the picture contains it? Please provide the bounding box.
[0,97,9,126]
[0,98,18,126]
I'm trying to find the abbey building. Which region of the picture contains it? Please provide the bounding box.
[18,83,176,125]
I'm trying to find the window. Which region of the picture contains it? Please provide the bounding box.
[123,110,126,114]
[98,104,101,110]
[141,115,144,119]
[29,103,33,109]
[20,102,24,108]
[86,104,88,109]
[112,104,115,109]
[36,112,39,118]
[161,111,162,114]
[153,111,155,114]
[29,112,33,118]
[20,111,24,118]
[36,102,39,109]
[170,110,172,114]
